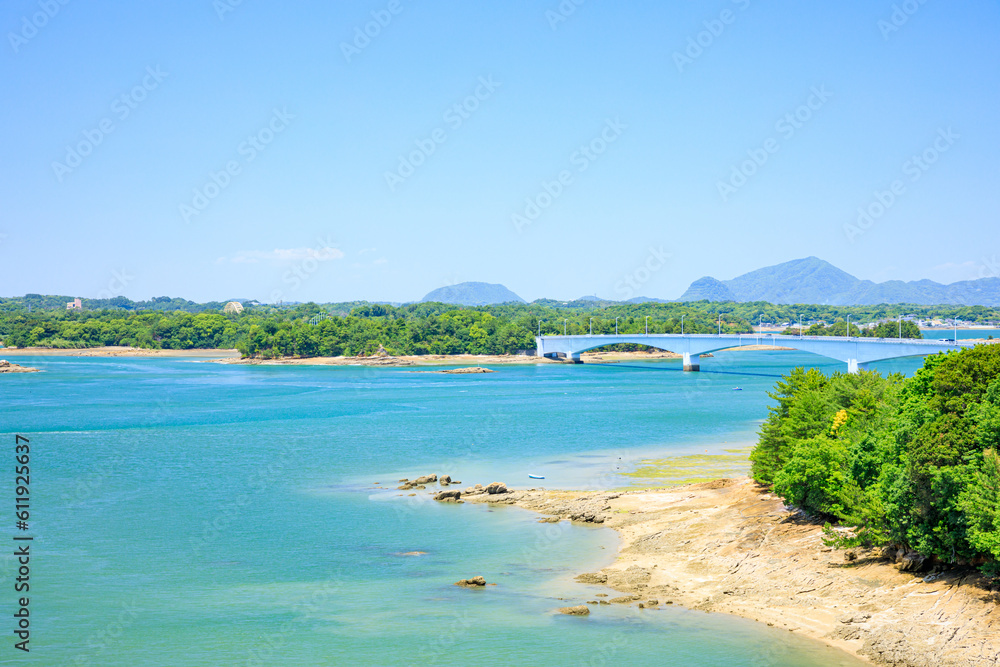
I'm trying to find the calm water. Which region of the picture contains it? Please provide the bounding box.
[920,327,1000,340]
[0,350,923,666]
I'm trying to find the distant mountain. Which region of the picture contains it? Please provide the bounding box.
[677,277,734,302]
[625,296,673,304]
[421,282,525,306]
[677,257,1000,306]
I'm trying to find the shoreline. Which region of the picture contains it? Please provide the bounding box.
[452,478,999,666]
[206,346,789,367]
[0,346,240,358]
[0,346,793,365]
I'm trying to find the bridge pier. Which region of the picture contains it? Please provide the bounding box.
[847,359,859,374]
[566,352,582,364]
[682,352,699,372]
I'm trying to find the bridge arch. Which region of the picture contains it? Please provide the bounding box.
[535,333,969,373]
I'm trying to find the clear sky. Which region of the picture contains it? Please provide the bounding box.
[2,0,998,303]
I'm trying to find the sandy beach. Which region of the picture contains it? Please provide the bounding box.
[448,478,1000,666]
[0,346,240,358]
[207,346,793,367]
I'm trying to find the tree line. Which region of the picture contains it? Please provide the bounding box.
[750,344,1000,575]
[0,300,995,357]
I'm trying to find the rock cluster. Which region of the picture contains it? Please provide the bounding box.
[397,474,459,491]
[556,605,590,616]
[455,576,488,587]
[462,482,509,496]
[0,360,39,373]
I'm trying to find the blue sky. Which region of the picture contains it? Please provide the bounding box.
[2,0,998,303]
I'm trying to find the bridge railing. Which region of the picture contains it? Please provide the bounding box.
[537,333,966,346]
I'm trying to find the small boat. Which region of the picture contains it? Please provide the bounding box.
[528,474,545,479]
[732,387,743,391]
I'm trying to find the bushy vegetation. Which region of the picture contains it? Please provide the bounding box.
[0,302,738,357]
[750,345,1000,574]
[782,320,923,338]
[1,296,996,358]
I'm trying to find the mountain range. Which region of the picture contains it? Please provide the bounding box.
[419,258,1000,307]
[677,257,1000,306]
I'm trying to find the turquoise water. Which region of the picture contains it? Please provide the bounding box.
[0,351,921,666]
[920,327,1000,340]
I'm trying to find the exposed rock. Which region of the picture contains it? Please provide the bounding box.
[434,490,462,501]
[606,566,651,589]
[897,551,928,572]
[455,576,487,587]
[609,595,640,604]
[556,605,590,616]
[575,572,608,584]
[485,482,508,495]
[538,516,561,523]
[414,474,437,485]
[0,360,39,373]
[440,366,495,374]
[439,475,452,486]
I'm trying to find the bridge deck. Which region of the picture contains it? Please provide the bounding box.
[535,333,977,371]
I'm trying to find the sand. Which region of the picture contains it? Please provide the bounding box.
[456,479,1000,666]
[0,346,240,358]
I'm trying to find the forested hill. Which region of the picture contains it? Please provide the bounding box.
[750,345,1000,575]
[0,300,997,358]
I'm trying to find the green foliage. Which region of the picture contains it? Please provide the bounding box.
[781,320,922,338]
[959,449,1000,573]
[751,345,1000,574]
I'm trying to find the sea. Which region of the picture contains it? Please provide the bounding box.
[0,349,939,666]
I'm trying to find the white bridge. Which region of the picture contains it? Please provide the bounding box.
[535,333,975,373]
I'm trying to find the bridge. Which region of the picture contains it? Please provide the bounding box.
[535,333,976,373]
